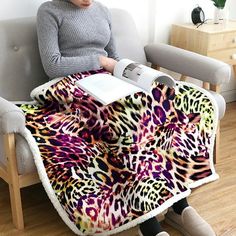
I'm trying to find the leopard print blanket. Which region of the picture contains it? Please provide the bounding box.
[19,70,219,235]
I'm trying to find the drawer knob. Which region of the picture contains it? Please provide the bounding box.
[231,54,236,60]
[232,38,236,43]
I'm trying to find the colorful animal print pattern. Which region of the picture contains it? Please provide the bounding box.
[19,70,217,235]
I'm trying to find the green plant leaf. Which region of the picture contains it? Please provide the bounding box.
[211,0,226,8]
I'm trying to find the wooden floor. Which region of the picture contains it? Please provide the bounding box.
[0,102,236,236]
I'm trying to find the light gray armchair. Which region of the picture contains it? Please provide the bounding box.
[0,8,231,230]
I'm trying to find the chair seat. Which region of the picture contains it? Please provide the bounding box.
[0,134,36,175]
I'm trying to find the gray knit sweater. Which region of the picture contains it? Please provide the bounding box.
[37,0,119,78]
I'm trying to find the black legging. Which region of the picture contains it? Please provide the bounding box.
[139,198,189,236]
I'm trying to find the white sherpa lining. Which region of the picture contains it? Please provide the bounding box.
[30,77,64,100]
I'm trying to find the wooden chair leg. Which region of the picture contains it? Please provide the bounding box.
[151,64,160,71]
[203,82,210,90]
[213,123,220,164]
[210,84,221,93]
[180,75,188,81]
[4,133,24,229]
[233,65,236,78]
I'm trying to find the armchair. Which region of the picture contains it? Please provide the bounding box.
[0,8,230,230]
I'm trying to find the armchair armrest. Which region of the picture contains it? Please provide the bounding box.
[0,97,25,134]
[144,43,231,85]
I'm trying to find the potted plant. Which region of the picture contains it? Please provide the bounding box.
[211,0,226,9]
[211,0,227,24]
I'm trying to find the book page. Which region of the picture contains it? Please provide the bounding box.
[76,74,142,105]
[114,59,176,92]
[76,59,176,106]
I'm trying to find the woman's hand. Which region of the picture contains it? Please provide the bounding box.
[99,56,117,73]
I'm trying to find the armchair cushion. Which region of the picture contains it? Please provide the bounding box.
[0,134,36,175]
[0,17,48,101]
[111,8,147,64]
[15,134,36,174]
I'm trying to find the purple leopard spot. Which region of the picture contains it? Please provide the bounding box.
[86,207,98,221]
[133,134,137,142]
[77,199,83,210]
[87,117,97,126]
[74,89,84,97]
[166,160,172,171]
[154,106,166,124]
[152,88,161,102]
[57,134,70,142]
[112,213,121,225]
[152,116,159,125]
[176,109,186,122]
[166,88,176,100]
[83,110,90,118]
[177,182,188,192]
[56,151,67,157]
[163,170,172,181]
[152,172,160,179]
[163,100,170,111]
[167,181,175,189]
[49,139,63,146]
[58,89,68,96]
[130,145,139,154]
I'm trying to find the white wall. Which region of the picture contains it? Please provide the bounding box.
[153,0,212,43]
[0,0,151,44]
[1,0,236,101]
[228,0,236,19]
[1,0,234,44]
[0,0,46,19]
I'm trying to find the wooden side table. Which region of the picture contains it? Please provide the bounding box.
[171,20,236,92]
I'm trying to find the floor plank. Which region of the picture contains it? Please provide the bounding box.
[0,102,236,236]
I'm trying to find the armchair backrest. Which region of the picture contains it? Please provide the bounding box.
[0,17,48,101]
[0,8,147,101]
[110,9,147,65]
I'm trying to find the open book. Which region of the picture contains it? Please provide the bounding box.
[76,59,176,105]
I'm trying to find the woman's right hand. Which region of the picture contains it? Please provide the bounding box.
[99,56,117,74]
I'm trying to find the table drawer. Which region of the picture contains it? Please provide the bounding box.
[208,32,236,51]
[208,48,236,64]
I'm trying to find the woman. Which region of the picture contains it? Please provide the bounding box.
[37,0,118,78]
[36,0,216,235]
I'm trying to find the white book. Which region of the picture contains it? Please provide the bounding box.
[76,59,176,105]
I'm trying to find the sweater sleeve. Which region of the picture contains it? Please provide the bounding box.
[36,5,101,79]
[104,8,120,61]
[105,31,120,61]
